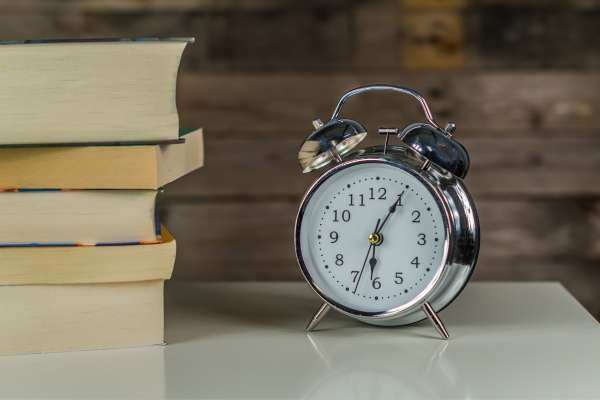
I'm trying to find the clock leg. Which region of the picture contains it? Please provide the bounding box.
[306,302,331,332]
[422,301,450,340]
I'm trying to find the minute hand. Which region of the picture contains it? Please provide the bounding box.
[376,191,404,234]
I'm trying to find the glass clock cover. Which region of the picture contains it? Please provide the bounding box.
[297,161,448,316]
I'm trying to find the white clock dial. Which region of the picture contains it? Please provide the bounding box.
[298,161,448,315]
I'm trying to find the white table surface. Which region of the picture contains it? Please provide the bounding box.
[0,282,598,399]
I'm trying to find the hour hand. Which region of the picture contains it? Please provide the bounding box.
[369,248,377,280]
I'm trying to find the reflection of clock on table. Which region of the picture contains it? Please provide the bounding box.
[302,335,455,399]
[295,85,479,338]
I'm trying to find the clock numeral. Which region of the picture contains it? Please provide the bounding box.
[372,277,381,289]
[368,187,387,200]
[396,191,405,206]
[333,209,351,223]
[417,233,426,246]
[348,194,365,207]
[394,272,404,284]
[411,210,421,223]
[350,270,360,283]
[329,231,339,243]
[411,256,420,268]
[335,253,344,266]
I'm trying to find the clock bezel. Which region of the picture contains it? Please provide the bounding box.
[295,155,454,321]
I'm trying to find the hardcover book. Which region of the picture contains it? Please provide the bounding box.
[0,280,165,355]
[0,128,203,189]
[0,189,160,245]
[0,228,176,355]
[0,227,176,285]
[0,38,193,145]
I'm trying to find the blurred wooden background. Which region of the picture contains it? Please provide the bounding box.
[1,0,599,317]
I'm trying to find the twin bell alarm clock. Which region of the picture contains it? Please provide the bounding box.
[294,84,479,339]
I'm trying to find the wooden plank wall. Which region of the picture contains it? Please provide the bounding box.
[1,0,599,317]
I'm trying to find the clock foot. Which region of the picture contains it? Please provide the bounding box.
[422,301,450,340]
[306,302,330,332]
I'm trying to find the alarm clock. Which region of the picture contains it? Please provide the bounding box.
[294,84,479,339]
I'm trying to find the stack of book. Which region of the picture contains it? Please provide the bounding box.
[0,38,201,355]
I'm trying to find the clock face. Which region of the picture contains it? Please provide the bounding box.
[296,160,448,316]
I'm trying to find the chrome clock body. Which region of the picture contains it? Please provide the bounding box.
[295,84,480,338]
[295,144,479,327]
